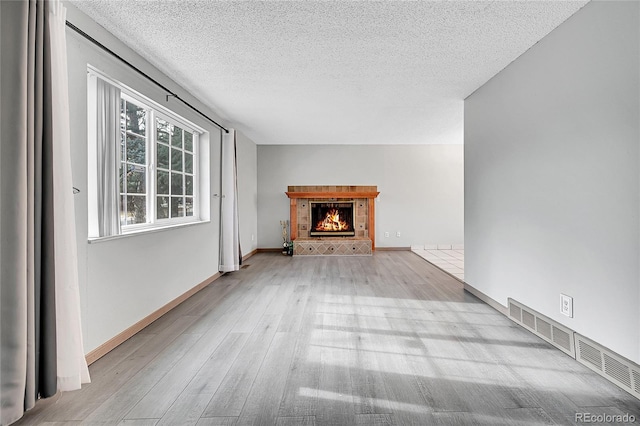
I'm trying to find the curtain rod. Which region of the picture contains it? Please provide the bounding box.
[65,21,229,134]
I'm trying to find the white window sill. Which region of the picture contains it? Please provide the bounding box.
[88,220,211,244]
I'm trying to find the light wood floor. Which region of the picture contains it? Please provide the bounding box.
[15,252,640,425]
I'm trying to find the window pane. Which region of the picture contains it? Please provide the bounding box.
[157,196,169,219]
[184,153,193,174]
[127,195,147,224]
[171,148,182,171]
[126,102,146,135]
[126,134,146,164]
[120,99,126,130]
[184,131,193,152]
[157,119,170,144]
[171,172,183,195]
[157,143,169,169]
[185,197,193,217]
[185,175,193,196]
[170,196,183,218]
[157,170,169,195]
[120,132,126,159]
[119,163,125,192]
[126,164,146,193]
[171,126,182,147]
[120,195,127,226]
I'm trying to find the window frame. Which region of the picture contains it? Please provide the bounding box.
[88,67,207,239]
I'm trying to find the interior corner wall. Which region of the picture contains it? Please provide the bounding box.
[464,1,639,363]
[236,131,258,257]
[65,3,225,353]
[257,144,463,249]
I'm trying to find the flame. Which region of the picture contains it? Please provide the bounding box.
[315,208,350,231]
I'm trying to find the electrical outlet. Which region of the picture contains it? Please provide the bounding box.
[251,234,255,241]
[560,294,573,318]
[396,232,401,237]
[384,232,390,238]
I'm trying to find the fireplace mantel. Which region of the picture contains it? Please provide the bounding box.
[286,186,379,252]
[285,191,380,199]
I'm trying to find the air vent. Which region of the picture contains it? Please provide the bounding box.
[604,354,632,388]
[522,309,535,330]
[509,304,521,321]
[552,326,572,352]
[507,299,575,357]
[577,339,603,370]
[535,317,552,340]
[575,333,640,400]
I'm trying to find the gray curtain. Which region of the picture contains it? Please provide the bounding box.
[1,1,70,424]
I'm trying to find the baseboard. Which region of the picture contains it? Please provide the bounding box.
[256,248,283,253]
[376,247,411,251]
[463,283,508,316]
[85,271,222,365]
[242,249,258,261]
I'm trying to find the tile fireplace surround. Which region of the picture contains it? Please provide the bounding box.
[285,186,379,256]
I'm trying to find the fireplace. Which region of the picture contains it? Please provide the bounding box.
[310,201,355,237]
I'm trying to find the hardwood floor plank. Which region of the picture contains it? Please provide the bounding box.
[196,417,238,426]
[156,392,214,426]
[181,332,250,396]
[354,413,395,425]
[275,416,316,426]
[230,285,280,333]
[315,279,357,425]
[236,332,297,425]
[126,299,257,419]
[277,292,322,417]
[202,314,282,417]
[81,332,202,422]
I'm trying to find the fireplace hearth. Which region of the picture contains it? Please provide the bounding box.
[310,201,355,237]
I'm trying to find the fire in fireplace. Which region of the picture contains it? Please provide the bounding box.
[310,201,355,237]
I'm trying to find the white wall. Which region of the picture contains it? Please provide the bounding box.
[236,131,258,256]
[465,2,639,362]
[65,4,257,353]
[257,144,463,249]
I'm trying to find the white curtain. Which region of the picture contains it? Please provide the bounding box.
[89,76,121,237]
[48,0,91,391]
[219,129,241,272]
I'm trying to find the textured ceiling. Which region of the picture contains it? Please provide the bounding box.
[70,0,588,145]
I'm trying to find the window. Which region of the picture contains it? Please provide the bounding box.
[88,68,208,239]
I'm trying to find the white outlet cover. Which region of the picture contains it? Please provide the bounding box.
[560,294,573,318]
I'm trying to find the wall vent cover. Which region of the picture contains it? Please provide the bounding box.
[507,299,575,357]
[535,317,552,340]
[552,326,572,353]
[575,333,640,400]
[509,304,522,321]
[522,309,536,330]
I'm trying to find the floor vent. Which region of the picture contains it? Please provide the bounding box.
[507,299,575,357]
[575,333,640,400]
